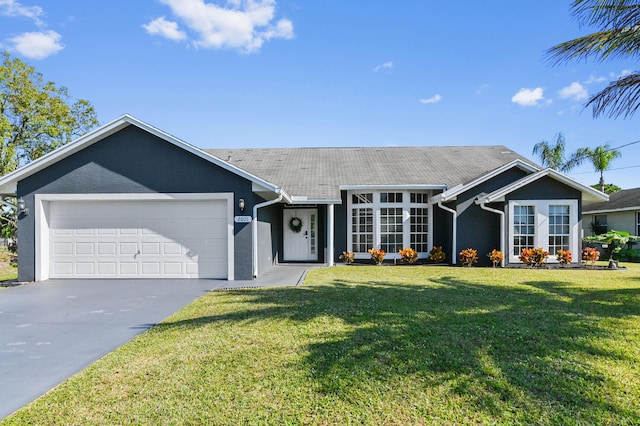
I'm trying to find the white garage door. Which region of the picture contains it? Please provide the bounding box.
[49,199,229,279]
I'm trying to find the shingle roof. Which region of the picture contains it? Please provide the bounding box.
[582,187,640,212]
[205,145,533,200]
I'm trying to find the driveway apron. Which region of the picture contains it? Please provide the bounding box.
[0,279,233,419]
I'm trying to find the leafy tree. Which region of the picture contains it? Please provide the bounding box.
[532,132,584,172]
[1,51,98,175]
[575,143,622,192]
[1,51,98,248]
[590,182,622,194]
[547,0,640,118]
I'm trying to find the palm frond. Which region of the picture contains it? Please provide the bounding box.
[586,71,640,117]
[547,29,640,63]
[571,0,640,28]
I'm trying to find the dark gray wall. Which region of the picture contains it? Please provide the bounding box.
[432,201,453,262]
[17,125,258,281]
[333,191,349,262]
[506,176,582,203]
[257,202,280,274]
[455,167,529,266]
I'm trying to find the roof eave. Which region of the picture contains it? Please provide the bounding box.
[0,114,283,198]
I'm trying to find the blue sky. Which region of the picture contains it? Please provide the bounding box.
[1,0,639,189]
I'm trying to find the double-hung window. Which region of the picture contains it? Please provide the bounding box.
[347,191,431,258]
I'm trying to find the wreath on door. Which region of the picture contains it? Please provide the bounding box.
[289,217,303,233]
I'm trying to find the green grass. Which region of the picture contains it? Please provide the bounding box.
[3,265,640,425]
[0,247,17,284]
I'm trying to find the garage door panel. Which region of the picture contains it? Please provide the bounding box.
[49,198,229,279]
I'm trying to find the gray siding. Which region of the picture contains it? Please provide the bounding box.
[454,167,528,266]
[17,125,257,281]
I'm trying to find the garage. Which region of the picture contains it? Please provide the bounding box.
[35,194,234,280]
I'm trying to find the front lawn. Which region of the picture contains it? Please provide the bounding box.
[0,248,17,285]
[3,265,639,425]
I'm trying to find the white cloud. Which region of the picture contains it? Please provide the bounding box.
[558,82,588,101]
[374,61,393,72]
[8,30,63,59]
[583,74,606,85]
[420,94,442,104]
[143,17,187,41]
[475,83,490,95]
[0,0,43,25]
[511,87,545,107]
[146,0,294,53]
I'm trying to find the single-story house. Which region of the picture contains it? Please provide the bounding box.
[582,187,640,236]
[0,115,608,282]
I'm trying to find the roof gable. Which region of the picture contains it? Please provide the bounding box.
[476,168,608,204]
[0,115,286,199]
[432,159,539,203]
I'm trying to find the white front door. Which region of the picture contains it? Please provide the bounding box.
[283,209,318,261]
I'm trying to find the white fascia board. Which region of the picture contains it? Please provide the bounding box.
[582,206,640,214]
[0,114,283,197]
[339,184,447,191]
[439,159,539,202]
[478,168,609,204]
[290,198,342,205]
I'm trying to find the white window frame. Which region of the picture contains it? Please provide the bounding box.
[508,199,579,263]
[347,190,433,259]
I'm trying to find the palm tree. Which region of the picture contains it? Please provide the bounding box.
[532,132,584,172]
[575,144,622,192]
[547,0,640,118]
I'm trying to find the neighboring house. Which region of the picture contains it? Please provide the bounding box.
[0,115,607,282]
[582,187,640,237]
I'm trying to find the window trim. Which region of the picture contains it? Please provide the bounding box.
[347,190,432,259]
[508,199,579,263]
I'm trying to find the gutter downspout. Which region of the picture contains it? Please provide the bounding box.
[253,194,283,278]
[478,200,505,267]
[437,201,457,265]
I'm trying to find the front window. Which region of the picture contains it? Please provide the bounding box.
[348,191,431,257]
[509,200,578,263]
[548,205,570,254]
[352,207,373,253]
[637,211,640,236]
[513,205,535,256]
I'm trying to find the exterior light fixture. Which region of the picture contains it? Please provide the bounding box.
[239,198,245,211]
[17,197,28,216]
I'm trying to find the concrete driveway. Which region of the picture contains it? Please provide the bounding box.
[0,265,318,419]
[0,278,262,419]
